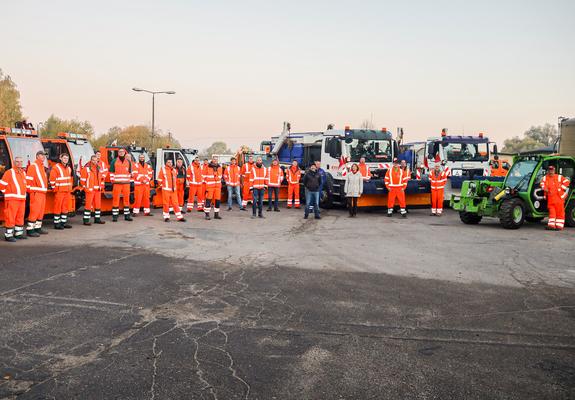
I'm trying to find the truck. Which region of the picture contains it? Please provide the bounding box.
[450,153,575,229]
[0,127,73,223]
[266,123,430,208]
[403,130,503,201]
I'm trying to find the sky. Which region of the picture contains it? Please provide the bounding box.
[3,0,574,150]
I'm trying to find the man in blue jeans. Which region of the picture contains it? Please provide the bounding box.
[302,163,322,219]
[250,157,268,218]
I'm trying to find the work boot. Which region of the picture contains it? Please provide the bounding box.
[178,217,187,222]
[112,215,118,222]
[94,218,106,224]
[259,213,265,218]
[214,213,222,220]
[144,212,154,216]
[228,207,232,211]
[274,208,280,212]
[62,216,72,229]
[124,214,133,221]
[304,215,308,219]
[36,226,49,234]
[267,207,272,212]
[401,213,407,218]
[5,236,17,243]
[131,212,138,217]
[27,230,40,237]
[315,215,321,220]
[205,214,211,220]
[545,226,556,231]
[164,218,170,223]
[240,207,247,211]
[54,223,64,230]
[15,234,27,240]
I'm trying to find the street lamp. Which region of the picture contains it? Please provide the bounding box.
[132,87,176,150]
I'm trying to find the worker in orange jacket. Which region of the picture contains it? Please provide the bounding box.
[358,157,371,181]
[49,153,73,229]
[541,165,571,230]
[175,158,187,213]
[250,157,268,218]
[490,155,508,177]
[224,156,245,210]
[203,156,223,220]
[26,150,49,237]
[1,156,28,241]
[95,150,108,180]
[109,148,133,222]
[132,153,154,216]
[267,158,284,212]
[186,157,205,212]
[241,155,255,208]
[287,160,301,209]
[80,154,106,225]
[385,158,408,218]
[429,163,450,216]
[157,159,186,222]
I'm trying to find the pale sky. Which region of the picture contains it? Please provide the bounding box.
[4,0,574,150]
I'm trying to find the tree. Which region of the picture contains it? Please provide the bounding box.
[0,69,23,127]
[200,141,232,158]
[90,125,180,150]
[40,114,95,139]
[502,123,559,153]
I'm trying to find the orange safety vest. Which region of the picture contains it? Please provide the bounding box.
[81,163,104,192]
[133,162,153,186]
[541,174,570,201]
[158,165,178,191]
[384,167,408,190]
[250,165,268,189]
[430,168,450,190]
[267,165,284,187]
[204,165,223,188]
[110,158,133,184]
[287,166,301,184]
[241,162,254,180]
[0,167,28,200]
[224,164,241,186]
[26,159,48,193]
[97,160,108,179]
[358,163,371,180]
[186,163,204,185]
[49,163,73,192]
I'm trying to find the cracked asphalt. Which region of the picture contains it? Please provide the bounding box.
[0,207,574,399]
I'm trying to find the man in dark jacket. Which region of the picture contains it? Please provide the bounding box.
[302,164,322,219]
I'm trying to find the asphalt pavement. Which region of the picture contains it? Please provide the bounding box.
[0,207,574,399]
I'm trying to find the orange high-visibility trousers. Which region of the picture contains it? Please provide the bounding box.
[287,183,300,208]
[548,197,566,230]
[28,192,47,222]
[54,192,70,215]
[161,190,183,219]
[205,186,222,202]
[177,178,185,207]
[387,188,406,209]
[112,184,130,208]
[85,191,102,211]
[187,185,204,211]
[4,199,25,228]
[242,183,252,206]
[431,189,444,214]
[133,185,150,213]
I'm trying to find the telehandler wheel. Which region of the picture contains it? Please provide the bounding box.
[499,198,525,229]
[459,211,482,225]
[566,200,575,228]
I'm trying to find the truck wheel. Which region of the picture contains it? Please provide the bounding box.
[566,200,575,228]
[499,198,525,229]
[459,211,482,225]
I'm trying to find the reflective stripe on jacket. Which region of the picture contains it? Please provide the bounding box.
[224,164,241,186]
[133,162,153,186]
[157,165,177,191]
[49,163,73,192]
[541,174,570,200]
[81,163,104,192]
[109,158,133,184]
[0,168,28,199]
[287,167,301,184]
[267,165,284,187]
[384,167,407,189]
[250,166,267,189]
[26,159,48,193]
[430,168,450,190]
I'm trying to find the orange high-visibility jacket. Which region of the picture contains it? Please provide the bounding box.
[109,158,133,184]
[133,162,153,186]
[26,159,48,193]
[287,166,301,184]
[384,167,408,190]
[157,165,178,192]
[541,174,570,201]
[250,165,268,189]
[0,167,28,200]
[267,165,284,187]
[81,163,105,192]
[186,163,204,186]
[224,164,241,186]
[98,160,108,180]
[358,163,371,180]
[204,165,223,188]
[430,168,450,190]
[49,163,73,192]
[241,162,254,181]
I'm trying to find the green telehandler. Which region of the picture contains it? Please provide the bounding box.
[450,154,575,229]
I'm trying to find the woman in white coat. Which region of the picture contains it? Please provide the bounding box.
[344,163,363,217]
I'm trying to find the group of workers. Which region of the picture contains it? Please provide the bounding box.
[0,150,571,242]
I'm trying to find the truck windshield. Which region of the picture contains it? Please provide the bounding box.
[505,160,538,191]
[346,139,392,163]
[442,142,488,162]
[68,142,95,169]
[6,137,46,166]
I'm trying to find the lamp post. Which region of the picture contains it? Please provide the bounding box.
[132,88,175,150]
